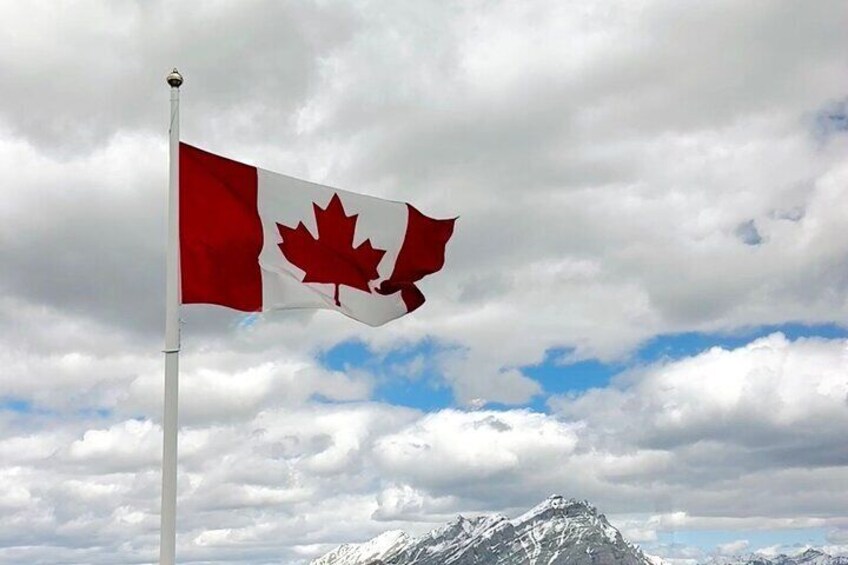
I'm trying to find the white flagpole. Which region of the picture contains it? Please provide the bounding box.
[161,68,183,565]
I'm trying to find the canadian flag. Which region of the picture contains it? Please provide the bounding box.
[179,143,455,326]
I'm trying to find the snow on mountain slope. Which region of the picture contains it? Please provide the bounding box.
[311,495,652,565]
[392,513,512,564]
[311,530,410,565]
[505,495,647,565]
[705,549,848,565]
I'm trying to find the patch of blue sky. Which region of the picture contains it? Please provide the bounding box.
[523,323,847,411]
[319,339,372,370]
[318,323,847,411]
[0,398,33,413]
[319,338,454,410]
[522,355,622,412]
[1,398,113,421]
[636,322,848,363]
[655,527,827,553]
[235,312,262,330]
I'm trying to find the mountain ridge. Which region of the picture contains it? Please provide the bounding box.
[311,498,848,565]
[311,495,652,565]
[705,549,848,565]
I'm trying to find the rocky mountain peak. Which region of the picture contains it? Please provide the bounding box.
[311,495,650,565]
[796,549,827,561]
[514,495,597,522]
[512,494,623,547]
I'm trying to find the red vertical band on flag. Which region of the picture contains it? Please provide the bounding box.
[180,143,263,311]
[377,205,456,312]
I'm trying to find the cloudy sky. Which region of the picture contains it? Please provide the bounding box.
[1,1,848,564]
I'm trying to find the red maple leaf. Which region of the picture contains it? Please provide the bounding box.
[276,194,386,307]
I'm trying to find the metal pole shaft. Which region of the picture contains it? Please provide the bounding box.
[161,68,183,565]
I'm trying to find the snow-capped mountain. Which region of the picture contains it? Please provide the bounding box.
[312,531,411,565]
[311,495,653,565]
[706,549,848,565]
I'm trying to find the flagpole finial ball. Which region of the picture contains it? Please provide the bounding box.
[166,68,183,88]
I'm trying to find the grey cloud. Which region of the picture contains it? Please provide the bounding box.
[3,0,848,367]
[0,390,846,562]
[827,529,848,544]
[0,1,358,154]
[814,98,848,141]
[735,220,763,246]
[548,334,848,514]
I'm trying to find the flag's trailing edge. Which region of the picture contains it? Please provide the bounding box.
[179,143,455,326]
